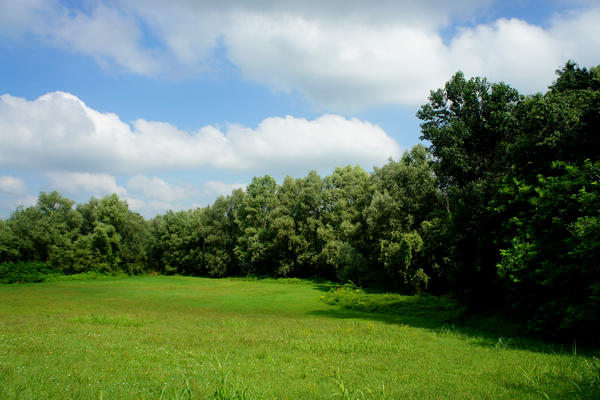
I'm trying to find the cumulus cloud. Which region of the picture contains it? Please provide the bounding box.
[46,5,162,75]
[201,181,247,197]
[0,174,34,217]
[0,92,402,174]
[45,171,127,196]
[0,176,27,195]
[127,175,193,203]
[125,176,246,217]
[39,169,247,217]
[224,5,600,107]
[2,1,598,108]
[448,10,600,94]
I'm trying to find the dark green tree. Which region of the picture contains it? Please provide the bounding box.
[417,72,520,302]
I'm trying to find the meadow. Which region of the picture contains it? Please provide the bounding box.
[0,276,598,399]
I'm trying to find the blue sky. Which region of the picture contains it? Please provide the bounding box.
[0,0,598,218]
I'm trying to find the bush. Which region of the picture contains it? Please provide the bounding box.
[321,283,464,320]
[0,261,56,283]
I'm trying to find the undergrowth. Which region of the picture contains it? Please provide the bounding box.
[0,261,131,284]
[320,283,465,321]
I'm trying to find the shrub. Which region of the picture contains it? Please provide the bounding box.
[0,261,56,283]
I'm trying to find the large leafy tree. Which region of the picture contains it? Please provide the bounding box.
[496,161,600,338]
[199,191,244,277]
[148,209,202,275]
[4,192,82,271]
[269,171,326,278]
[235,175,279,276]
[365,145,444,293]
[319,165,372,284]
[493,62,600,338]
[416,72,520,301]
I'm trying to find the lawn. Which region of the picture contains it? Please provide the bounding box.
[0,276,597,399]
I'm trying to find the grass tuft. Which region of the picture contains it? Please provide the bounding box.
[69,314,144,327]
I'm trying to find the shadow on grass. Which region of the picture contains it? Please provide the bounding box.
[308,291,598,356]
[312,284,335,293]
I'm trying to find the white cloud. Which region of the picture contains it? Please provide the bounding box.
[127,175,193,203]
[123,197,176,218]
[45,171,127,196]
[124,176,246,217]
[46,5,162,75]
[0,92,402,175]
[0,176,27,195]
[2,1,597,109]
[40,168,247,217]
[0,192,36,218]
[223,5,600,108]
[224,14,449,108]
[0,0,161,75]
[0,0,50,37]
[448,9,600,94]
[201,181,247,197]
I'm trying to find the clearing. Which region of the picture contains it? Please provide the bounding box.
[0,276,597,399]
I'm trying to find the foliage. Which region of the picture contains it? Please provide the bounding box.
[417,71,520,302]
[496,160,600,339]
[321,283,464,321]
[416,61,600,339]
[0,261,55,283]
[549,60,600,92]
[0,192,150,276]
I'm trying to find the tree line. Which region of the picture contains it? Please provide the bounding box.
[1,61,598,341]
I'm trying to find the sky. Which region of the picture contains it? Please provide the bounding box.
[0,0,599,218]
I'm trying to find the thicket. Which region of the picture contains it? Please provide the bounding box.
[1,61,598,342]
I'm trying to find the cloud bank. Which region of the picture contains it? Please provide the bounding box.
[0,92,401,175]
[0,91,399,216]
[1,1,598,109]
[42,171,247,218]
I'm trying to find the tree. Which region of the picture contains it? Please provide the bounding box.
[199,192,243,277]
[0,219,19,262]
[496,161,600,339]
[549,60,600,92]
[235,175,279,276]
[365,145,443,293]
[491,61,600,339]
[73,194,150,274]
[417,72,520,302]
[319,165,371,284]
[4,192,83,272]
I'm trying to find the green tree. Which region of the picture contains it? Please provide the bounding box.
[319,165,371,284]
[5,192,83,272]
[74,194,150,274]
[198,191,244,277]
[496,161,600,339]
[417,72,520,301]
[148,209,202,275]
[549,60,600,92]
[235,175,279,276]
[0,219,20,262]
[365,145,444,293]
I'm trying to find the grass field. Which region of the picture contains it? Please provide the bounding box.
[0,276,598,399]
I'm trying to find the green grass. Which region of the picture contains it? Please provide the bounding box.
[0,276,598,399]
